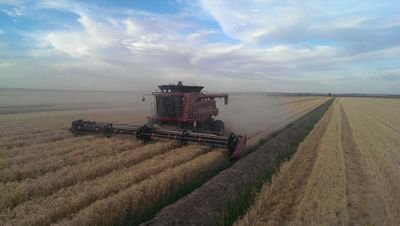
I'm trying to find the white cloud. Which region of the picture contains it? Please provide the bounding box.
[187,30,217,42]
[1,0,400,93]
[199,0,306,43]
[125,19,143,36]
[332,17,372,28]
[199,0,400,51]
[1,7,23,16]
[0,0,25,17]
[42,13,120,59]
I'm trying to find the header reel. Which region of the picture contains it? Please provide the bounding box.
[70,120,247,159]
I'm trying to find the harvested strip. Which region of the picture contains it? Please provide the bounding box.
[235,99,348,225]
[293,101,348,224]
[341,99,400,224]
[3,145,209,226]
[0,138,139,182]
[0,141,167,209]
[356,98,400,129]
[56,150,226,226]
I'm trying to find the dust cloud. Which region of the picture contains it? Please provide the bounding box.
[218,94,294,136]
[0,89,149,115]
[0,89,315,138]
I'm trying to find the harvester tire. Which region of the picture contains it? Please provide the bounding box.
[214,120,224,135]
[104,124,114,138]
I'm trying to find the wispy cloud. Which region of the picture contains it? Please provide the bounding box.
[1,7,23,16]
[0,0,25,17]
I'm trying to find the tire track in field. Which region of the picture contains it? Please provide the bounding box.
[361,107,400,133]
[349,102,400,222]
[353,102,400,157]
[340,104,385,225]
[361,98,400,114]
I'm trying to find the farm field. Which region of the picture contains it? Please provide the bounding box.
[0,89,329,225]
[236,97,400,225]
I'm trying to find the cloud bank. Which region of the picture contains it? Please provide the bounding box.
[0,0,399,93]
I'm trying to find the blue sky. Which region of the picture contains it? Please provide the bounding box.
[0,0,399,93]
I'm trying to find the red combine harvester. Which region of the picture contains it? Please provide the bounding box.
[69,82,247,158]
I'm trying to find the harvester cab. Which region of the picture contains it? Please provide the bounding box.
[149,81,228,135]
[69,82,247,159]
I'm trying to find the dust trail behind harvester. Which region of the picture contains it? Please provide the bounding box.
[0,89,326,147]
[218,94,325,145]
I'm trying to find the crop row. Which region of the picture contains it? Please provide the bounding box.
[57,150,226,226]
[0,141,173,210]
[2,145,211,225]
[0,138,140,182]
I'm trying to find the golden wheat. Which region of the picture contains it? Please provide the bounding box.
[235,99,337,226]
[0,96,331,225]
[0,138,140,182]
[56,150,226,226]
[0,140,157,209]
[340,98,400,224]
[2,145,210,225]
[0,136,95,169]
[236,98,400,225]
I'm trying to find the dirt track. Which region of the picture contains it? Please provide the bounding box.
[236,98,400,225]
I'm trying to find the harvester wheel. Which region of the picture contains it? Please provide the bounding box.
[104,124,114,138]
[213,120,224,135]
[180,130,189,145]
[227,133,238,156]
[136,125,152,142]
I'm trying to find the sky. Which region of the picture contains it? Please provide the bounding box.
[0,0,399,94]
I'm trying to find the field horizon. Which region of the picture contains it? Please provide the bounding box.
[2,87,399,97]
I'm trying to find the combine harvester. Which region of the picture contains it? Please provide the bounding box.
[69,82,247,158]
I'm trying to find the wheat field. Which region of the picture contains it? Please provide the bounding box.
[0,92,329,225]
[235,97,400,225]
